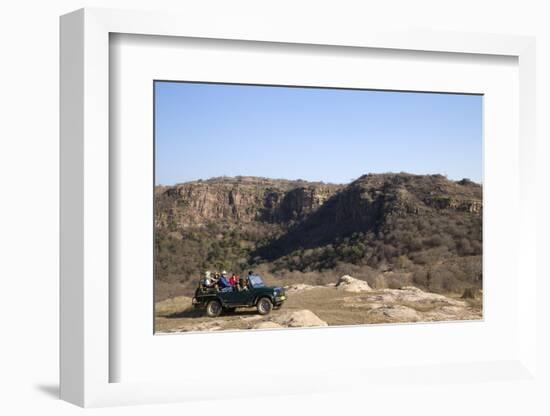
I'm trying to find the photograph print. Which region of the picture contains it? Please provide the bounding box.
[154,81,483,333]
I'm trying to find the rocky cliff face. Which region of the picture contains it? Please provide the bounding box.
[154,173,482,293]
[155,176,343,229]
[156,174,482,229]
[243,174,479,261]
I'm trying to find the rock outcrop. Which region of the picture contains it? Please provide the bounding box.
[336,275,372,292]
[366,305,421,323]
[271,310,328,327]
[342,285,467,309]
[382,286,466,306]
[156,173,482,231]
[339,282,481,322]
[155,176,342,228]
[424,196,482,214]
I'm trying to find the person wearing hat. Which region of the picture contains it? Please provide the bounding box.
[218,271,232,292]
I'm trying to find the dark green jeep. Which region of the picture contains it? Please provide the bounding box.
[192,275,286,317]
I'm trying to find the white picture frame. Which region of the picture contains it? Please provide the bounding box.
[60,7,538,408]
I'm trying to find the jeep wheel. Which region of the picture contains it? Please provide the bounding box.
[206,300,222,317]
[257,297,273,315]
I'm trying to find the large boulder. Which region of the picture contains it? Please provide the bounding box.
[271,310,328,327]
[367,305,421,323]
[336,275,372,292]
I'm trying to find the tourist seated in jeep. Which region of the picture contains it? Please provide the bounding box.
[238,277,248,291]
[198,271,218,293]
[201,270,216,289]
[218,271,232,292]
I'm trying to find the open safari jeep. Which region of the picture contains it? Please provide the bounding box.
[192,275,286,317]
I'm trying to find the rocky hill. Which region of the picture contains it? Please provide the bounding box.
[155,173,482,300]
[155,176,343,228]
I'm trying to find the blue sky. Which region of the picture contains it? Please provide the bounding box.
[154,81,482,185]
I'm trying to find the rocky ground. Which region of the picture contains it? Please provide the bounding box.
[155,275,482,333]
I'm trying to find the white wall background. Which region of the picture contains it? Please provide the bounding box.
[0,1,548,415]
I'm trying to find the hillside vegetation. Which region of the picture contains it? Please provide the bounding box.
[155,173,482,301]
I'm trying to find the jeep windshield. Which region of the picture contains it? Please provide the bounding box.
[248,275,265,288]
